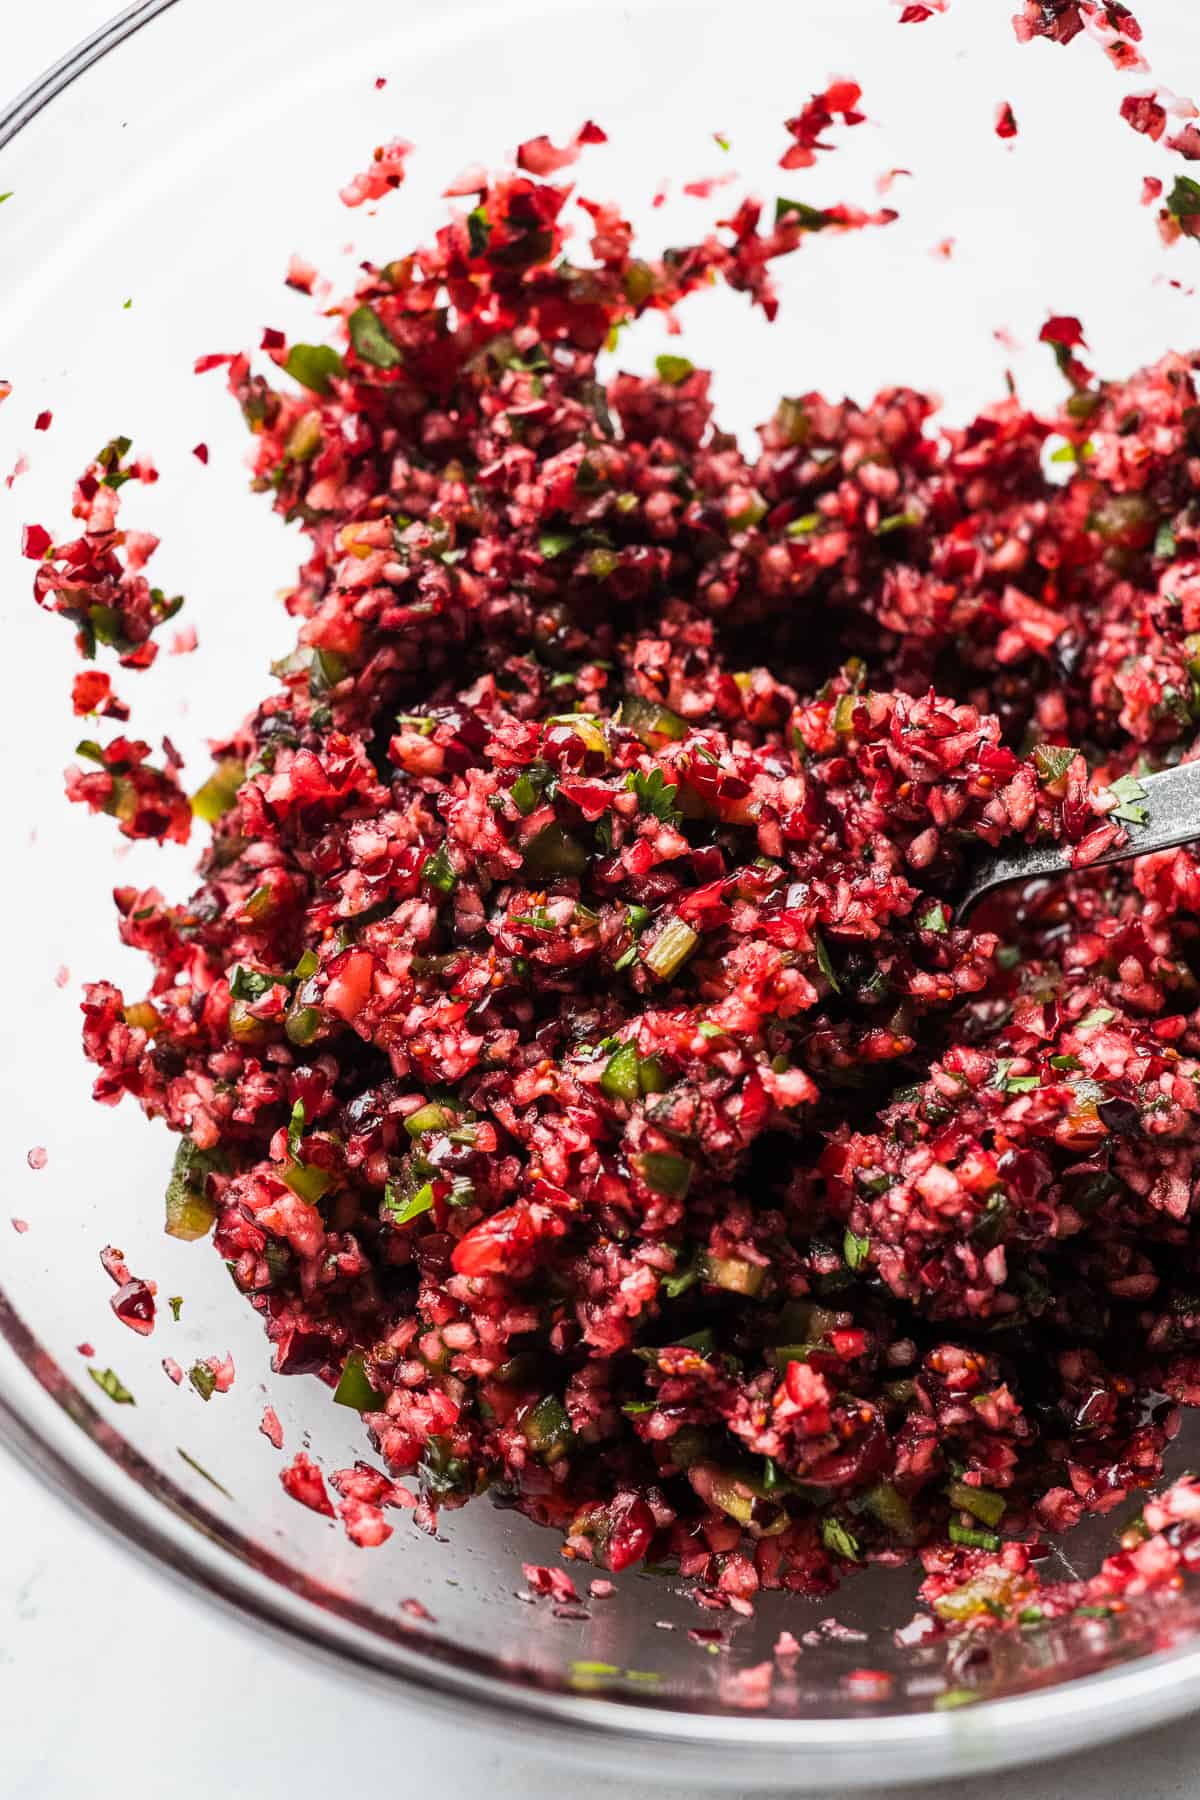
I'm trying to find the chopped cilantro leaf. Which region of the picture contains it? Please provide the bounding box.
[1033,743,1077,786]
[1106,772,1149,826]
[627,766,681,824]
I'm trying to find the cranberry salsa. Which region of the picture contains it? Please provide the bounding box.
[30,111,1200,1630]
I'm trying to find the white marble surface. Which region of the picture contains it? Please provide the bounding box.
[5,6,1200,1797]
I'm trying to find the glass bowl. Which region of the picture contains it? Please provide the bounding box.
[4,0,1200,1785]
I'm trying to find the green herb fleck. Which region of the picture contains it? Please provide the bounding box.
[821,1516,862,1561]
[627,766,681,825]
[814,930,841,990]
[467,206,491,257]
[843,1229,871,1272]
[421,843,458,895]
[537,528,575,559]
[177,1447,233,1499]
[348,305,403,370]
[774,196,832,230]
[88,1367,135,1406]
[1032,743,1077,787]
[384,1180,435,1226]
[1166,174,1200,222]
[1106,772,1149,826]
[189,1361,217,1402]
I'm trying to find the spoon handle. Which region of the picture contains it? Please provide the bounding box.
[957,758,1200,918]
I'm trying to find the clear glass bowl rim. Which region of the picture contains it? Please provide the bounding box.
[6,5,1200,1784]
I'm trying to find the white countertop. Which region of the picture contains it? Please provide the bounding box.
[6,6,1200,1797]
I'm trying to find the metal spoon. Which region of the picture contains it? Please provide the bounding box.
[957,758,1200,918]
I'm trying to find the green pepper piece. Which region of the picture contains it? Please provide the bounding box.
[600,1042,641,1102]
[635,1152,693,1198]
[333,1352,385,1412]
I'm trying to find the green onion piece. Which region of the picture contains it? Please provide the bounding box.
[283,342,345,395]
[661,1261,697,1300]
[523,824,588,875]
[635,1151,693,1199]
[421,843,458,894]
[190,758,245,824]
[700,1254,765,1296]
[948,1521,1002,1551]
[283,1161,332,1205]
[600,1042,641,1102]
[384,1180,435,1226]
[643,918,699,980]
[859,1481,915,1538]
[333,1351,384,1412]
[286,1099,307,1161]
[348,304,403,369]
[821,1517,862,1561]
[946,1479,1007,1528]
[618,693,687,744]
[523,1394,573,1462]
[164,1137,220,1241]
